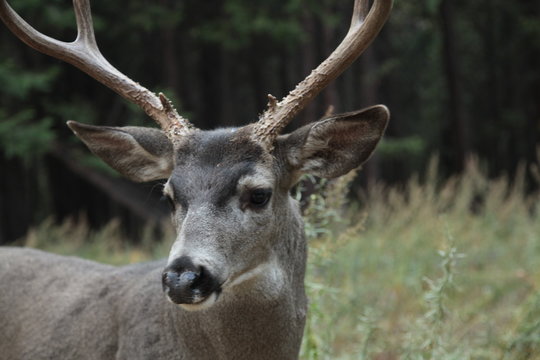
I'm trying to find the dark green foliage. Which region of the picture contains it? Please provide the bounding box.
[191,0,305,49]
[0,110,55,163]
[0,57,60,163]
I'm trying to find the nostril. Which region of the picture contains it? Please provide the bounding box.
[179,270,199,285]
[162,270,200,290]
[162,271,175,292]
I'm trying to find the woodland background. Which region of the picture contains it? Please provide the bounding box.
[0,0,539,243]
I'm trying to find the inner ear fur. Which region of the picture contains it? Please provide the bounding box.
[67,121,174,182]
[277,105,389,180]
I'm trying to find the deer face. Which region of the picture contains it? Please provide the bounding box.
[67,105,389,310]
[162,128,280,310]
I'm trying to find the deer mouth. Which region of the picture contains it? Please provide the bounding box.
[175,291,221,311]
[164,285,223,311]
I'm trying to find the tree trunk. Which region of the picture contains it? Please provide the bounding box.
[0,154,37,243]
[440,0,469,172]
[299,11,318,126]
[359,47,381,186]
[321,11,339,116]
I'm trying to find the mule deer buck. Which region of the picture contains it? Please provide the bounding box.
[0,0,392,358]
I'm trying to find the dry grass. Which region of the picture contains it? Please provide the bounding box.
[301,156,540,359]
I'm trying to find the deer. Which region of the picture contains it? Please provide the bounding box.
[0,0,392,359]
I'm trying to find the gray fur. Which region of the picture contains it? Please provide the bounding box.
[0,106,389,359]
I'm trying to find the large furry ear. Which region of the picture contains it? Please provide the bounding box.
[67,121,174,182]
[277,105,389,180]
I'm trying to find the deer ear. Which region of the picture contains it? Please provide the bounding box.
[278,105,389,179]
[67,121,174,182]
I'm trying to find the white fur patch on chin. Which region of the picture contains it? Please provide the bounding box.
[222,257,285,300]
[226,262,271,288]
[177,292,219,312]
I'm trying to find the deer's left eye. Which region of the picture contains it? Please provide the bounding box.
[249,189,272,208]
[161,195,176,212]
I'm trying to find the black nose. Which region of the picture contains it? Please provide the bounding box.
[162,256,220,304]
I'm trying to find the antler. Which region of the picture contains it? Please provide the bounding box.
[254,0,393,148]
[0,0,195,142]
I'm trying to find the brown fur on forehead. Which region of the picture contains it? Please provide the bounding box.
[169,128,267,207]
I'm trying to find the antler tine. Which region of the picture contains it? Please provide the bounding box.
[0,0,195,141]
[254,0,392,148]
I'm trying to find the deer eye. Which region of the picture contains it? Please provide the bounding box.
[249,189,272,208]
[161,195,176,212]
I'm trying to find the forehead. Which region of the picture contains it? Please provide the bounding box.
[167,128,270,203]
[176,128,263,167]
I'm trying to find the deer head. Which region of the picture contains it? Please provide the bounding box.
[0,0,392,310]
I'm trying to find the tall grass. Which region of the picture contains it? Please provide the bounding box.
[300,156,540,359]
[14,156,540,359]
[17,217,173,265]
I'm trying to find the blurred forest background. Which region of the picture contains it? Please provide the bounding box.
[0,0,539,243]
